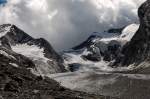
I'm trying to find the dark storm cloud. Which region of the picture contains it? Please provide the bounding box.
[0,0,146,51]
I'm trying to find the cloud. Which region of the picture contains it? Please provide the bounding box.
[0,0,146,51]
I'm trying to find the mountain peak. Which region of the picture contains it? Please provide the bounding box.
[0,24,66,75]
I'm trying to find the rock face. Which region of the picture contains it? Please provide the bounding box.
[120,0,150,66]
[0,24,66,75]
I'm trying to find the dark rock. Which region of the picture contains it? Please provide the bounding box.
[116,0,150,66]
[107,27,125,34]
[82,54,101,62]
[68,63,82,72]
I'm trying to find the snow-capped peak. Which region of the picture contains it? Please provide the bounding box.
[119,24,140,41]
[95,23,139,45]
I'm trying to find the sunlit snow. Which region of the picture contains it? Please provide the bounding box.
[11,44,49,62]
[11,44,57,76]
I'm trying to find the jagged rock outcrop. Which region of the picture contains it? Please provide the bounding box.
[120,0,150,66]
[0,24,66,75]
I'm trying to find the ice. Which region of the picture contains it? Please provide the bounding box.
[119,24,139,41]
[92,24,139,45]
[11,44,49,62]
[11,43,56,76]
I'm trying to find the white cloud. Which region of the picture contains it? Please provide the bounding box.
[0,0,146,51]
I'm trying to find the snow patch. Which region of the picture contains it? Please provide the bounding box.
[11,44,49,62]
[0,25,11,38]
[119,24,139,41]
[9,63,19,67]
[11,44,57,76]
[92,24,139,45]
[0,50,16,59]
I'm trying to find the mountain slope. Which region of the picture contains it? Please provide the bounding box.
[0,24,66,75]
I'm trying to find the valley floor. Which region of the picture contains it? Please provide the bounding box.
[49,70,150,99]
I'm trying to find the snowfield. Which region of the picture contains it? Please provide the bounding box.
[119,24,140,41]
[11,44,57,76]
[99,23,140,44]
[11,44,49,62]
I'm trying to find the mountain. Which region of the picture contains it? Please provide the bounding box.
[0,24,66,76]
[109,0,150,73]
[0,0,149,98]
[0,24,113,99]
[64,23,139,68]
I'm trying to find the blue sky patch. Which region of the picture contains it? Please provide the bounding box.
[0,0,7,5]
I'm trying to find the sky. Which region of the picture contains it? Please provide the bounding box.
[0,0,6,5]
[0,0,146,51]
